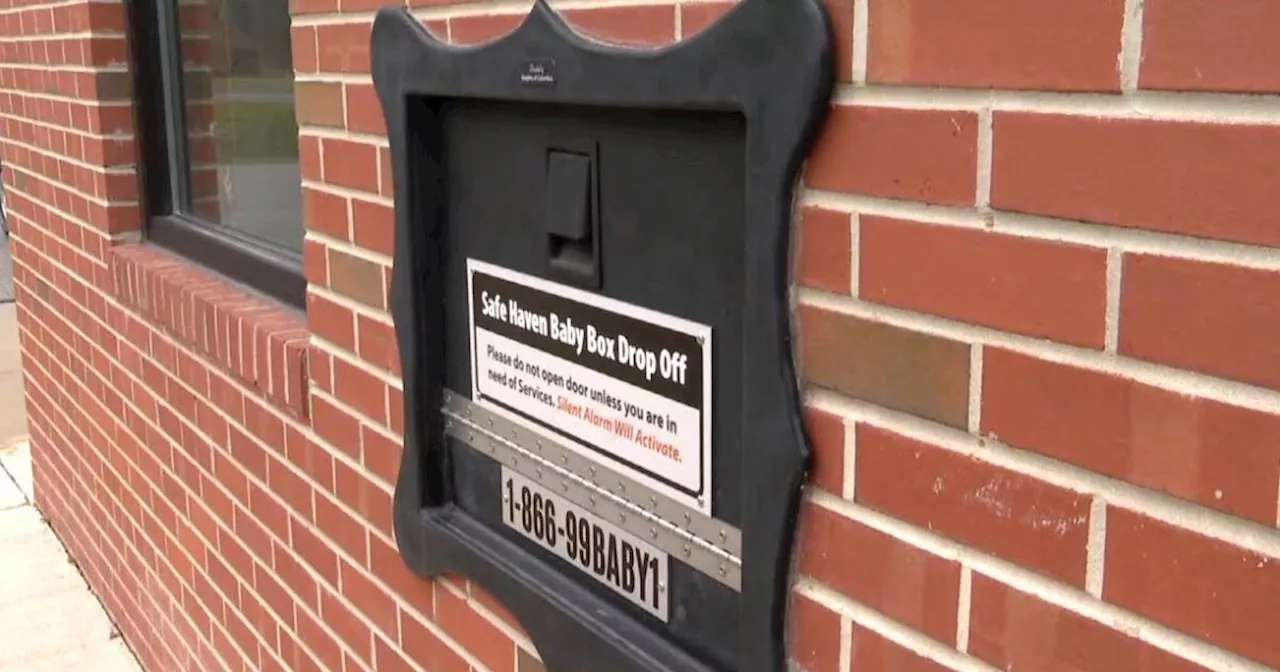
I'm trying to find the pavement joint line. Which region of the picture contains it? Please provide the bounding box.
[0,439,29,508]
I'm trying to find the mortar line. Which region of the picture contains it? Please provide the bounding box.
[967,344,983,435]
[851,0,869,83]
[1086,497,1108,597]
[1105,248,1123,353]
[847,212,860,298]
[956,566,973,653]
[1120,0,1147,92]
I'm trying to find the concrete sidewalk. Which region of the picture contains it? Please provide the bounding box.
[0,303,142,671]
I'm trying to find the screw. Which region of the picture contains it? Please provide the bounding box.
[589,496,596,507]
[617,482,625,494]
[649,496,657,508]
[718,564,727,577]
[649,528,658,539]
[683,513,691,525]
[618,513,625,523]
[561,481,568,492]
[487,417,494,427]
[536,468,542,478]
[682,545,691,557]
[719,529,727,542]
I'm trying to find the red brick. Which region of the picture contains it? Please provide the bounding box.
[356,314,398,375]
[296,602,344,671]
[855,426,1092,586]
[1141,0,1280,93]
[436,588,516,672]
[791,593,842,672]
[299,134,323,183]
[303,188,348,240]
[345,83,386,136]
[303,239,328,286]
[450,13,524,45]
[374,636,417,672]
[369,536,434,617]
[677,1,731,39]
[306,293,355,352]
[292,0,338,13]
[797,206,851,295]
[1104,508,1280,667]
[799,503,960,642]
[291,26,318,73]
[983,348,1280,525]
[332,357,387,424]
[401,612,469,672]
[341,0,395,10]
[379,147,394,197]
[562,5,675,46]
[861,218,1107,347]
[316,22,371,74]
[467,580,527,637]
[850,628,948,672]
[351,199,394,257]
[969,573,1209,672]
[993,113,1280,248]
[322,138,379,194]
[807,106,978,207]
[320,585,373,662]
[1121,254,1280,392]
[803,407,844,494]
[315,493,369,565]
[867,0,1122,91]
[360,426,403,486]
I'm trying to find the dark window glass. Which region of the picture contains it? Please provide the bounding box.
[130,0,305,307]
[173,0,302,253]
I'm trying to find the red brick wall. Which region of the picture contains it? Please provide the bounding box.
[4,0,1280,671]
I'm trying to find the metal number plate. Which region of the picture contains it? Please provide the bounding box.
[501,467,670,621]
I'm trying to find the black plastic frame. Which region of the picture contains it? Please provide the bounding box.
[123,0,305,309]
[375,2,833,670]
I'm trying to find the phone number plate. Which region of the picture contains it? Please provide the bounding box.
[501,467,670,621]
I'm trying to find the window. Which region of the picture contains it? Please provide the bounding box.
[129,0,304,308]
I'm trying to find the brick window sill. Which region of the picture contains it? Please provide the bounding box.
[108,244,310,420]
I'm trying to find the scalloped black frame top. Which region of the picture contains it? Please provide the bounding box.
[372,1,834,670]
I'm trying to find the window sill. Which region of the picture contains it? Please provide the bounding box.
[108,243,310,420]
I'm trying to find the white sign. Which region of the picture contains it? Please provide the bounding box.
[502,468,669,620]
[468,259,713,513]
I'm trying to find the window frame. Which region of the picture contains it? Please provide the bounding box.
[125,0,306,309]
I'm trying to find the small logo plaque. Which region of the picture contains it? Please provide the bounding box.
[520,58,557,86]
